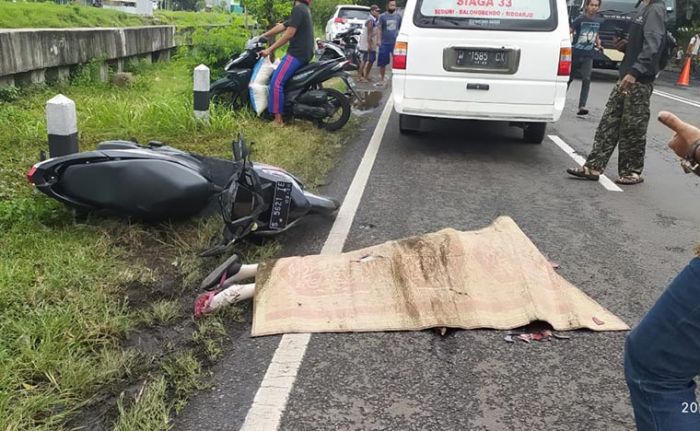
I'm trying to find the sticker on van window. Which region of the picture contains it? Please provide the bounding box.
[421,0,551,20]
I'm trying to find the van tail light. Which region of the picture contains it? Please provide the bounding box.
[558,47,572,76]
[393,41,408,70]
[27,165,38,184]
[334,17,346,23]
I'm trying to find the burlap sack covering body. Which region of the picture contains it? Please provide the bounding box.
[252,217,628,336]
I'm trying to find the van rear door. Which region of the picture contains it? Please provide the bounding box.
[404,0,565,106]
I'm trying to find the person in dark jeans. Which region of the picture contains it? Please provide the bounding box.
[567,0,666,185]
[624,110,700,431]
[569,0,604,116]
[258,0,314,126]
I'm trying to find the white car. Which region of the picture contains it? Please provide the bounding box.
[325,5,371,41]
[392,0,571,143]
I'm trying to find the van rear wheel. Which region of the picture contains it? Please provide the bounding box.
[523,122,546,144]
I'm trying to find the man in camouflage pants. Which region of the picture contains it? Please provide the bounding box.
[567,0,666,185]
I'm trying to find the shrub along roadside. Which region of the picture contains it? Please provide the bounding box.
[0,26,355,430]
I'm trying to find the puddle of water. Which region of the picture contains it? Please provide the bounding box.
[354,90,383,111]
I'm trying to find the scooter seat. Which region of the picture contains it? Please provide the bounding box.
[287,60,337,90]
[294,62,322,76]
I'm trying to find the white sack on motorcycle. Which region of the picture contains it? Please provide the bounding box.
[248,57,279,115]
[251,216,628,336]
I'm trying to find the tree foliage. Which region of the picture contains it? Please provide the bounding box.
[242,0,405,30]
[243,0,292,28]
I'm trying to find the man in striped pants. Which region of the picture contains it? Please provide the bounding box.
[259,0,314,126]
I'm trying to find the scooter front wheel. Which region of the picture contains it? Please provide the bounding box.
[319,88,351,132]
[210,89,248,110]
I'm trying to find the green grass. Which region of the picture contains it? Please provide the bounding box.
[0,2,235,29]
[0,200,137,429]
[0,49,353,429]
[152,10,237,27]
[113,350,206,431]
[1,59,340,201]
[138,301,182,327]
[113,377,170,431]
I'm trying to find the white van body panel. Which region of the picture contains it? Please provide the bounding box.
[393,0,570,123]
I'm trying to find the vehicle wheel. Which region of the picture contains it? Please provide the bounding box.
[353,52,361,68]
[523,122,546,144]
[211,89,247,110]
[320,88,351,132]
[399,114,421,134]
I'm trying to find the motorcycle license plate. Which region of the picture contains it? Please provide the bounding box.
[269,180,293,230]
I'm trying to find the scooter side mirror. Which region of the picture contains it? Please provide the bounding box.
[233,136,250,162]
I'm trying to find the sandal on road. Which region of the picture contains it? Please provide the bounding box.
[615,173,644,185]
[566,166,600,180]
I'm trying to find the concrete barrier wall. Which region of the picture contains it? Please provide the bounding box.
[0,26,176,86]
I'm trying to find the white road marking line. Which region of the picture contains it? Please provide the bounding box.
[548,135,623,192]
[653,89,700,108]
[239,97,396,431]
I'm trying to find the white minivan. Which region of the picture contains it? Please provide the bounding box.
[392,0,571,143]
[325,5,371,41]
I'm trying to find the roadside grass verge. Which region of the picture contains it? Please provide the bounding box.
[0,51,354,429]
[0,3,235,29]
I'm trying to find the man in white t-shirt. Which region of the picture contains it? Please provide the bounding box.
[688,33,700,57]
[358,5,381,83]
[688,33,700,78]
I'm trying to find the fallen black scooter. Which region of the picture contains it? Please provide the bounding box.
[210,37,358,132]
[27,136,339,249]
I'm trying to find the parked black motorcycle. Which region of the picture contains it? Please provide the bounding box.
[318,28,361,68]
[210,37,357,132]
[27,136,339,251]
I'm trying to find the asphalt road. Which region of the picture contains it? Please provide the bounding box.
[173,71,700,431]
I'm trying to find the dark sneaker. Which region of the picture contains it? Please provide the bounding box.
[577,108,589,116]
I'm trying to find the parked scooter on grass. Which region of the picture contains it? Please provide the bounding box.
[210,37,358,131]
[27,135,339,251]
[317,27,362,68]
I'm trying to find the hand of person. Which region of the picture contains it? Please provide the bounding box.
[658,111,700,159]
[259,49,271,58]
[619,73,636,92]
[613,36,627,52]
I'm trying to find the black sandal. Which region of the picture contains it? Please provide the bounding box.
[566,166,600,180]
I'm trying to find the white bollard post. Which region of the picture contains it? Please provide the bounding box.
[193,64,210,120]
[46,94,79,157]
